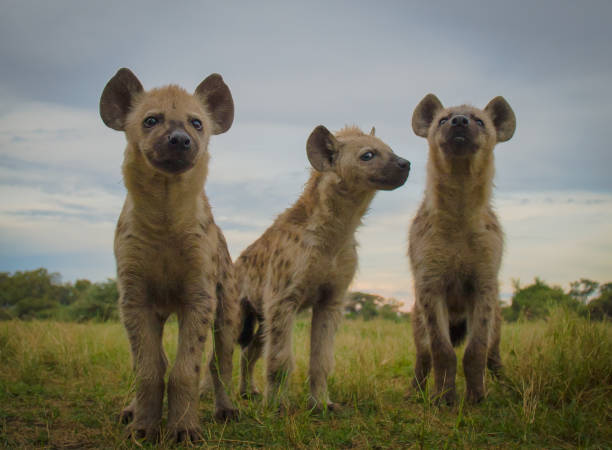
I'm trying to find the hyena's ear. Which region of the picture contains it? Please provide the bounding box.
[484,96,516,142]
[195,74,234,135]
[99,68,143,131]
[412,94,444,138]
[306,125,340,172]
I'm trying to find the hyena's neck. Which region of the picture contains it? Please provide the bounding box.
[123,154,210,229]
[295,171,375,248]
[424,150,494,223]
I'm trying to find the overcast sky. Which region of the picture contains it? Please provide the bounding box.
[1,0,611,307]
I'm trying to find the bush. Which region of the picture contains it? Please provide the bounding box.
[502,278,585,322]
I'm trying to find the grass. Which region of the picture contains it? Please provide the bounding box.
[0,309,610,448]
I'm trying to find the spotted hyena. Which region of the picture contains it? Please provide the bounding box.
[408,94,516,405]
[100,68,239,442]
[237,125,410,410]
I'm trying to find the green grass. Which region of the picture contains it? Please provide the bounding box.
[0,309,610,448]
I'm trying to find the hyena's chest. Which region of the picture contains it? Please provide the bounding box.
[116,222,218,305]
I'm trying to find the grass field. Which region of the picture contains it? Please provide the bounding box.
[0,309,610,448]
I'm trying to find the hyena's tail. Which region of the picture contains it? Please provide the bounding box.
[237,297,258,347]
[450,319,467,347]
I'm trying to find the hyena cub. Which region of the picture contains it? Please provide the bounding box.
[408,94,516,405]
[238,125,410,410]
[100,68,239,442]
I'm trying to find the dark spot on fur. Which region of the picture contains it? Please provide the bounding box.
[198,335,205,342]
[216,283,224,302]
[189,346,195,353]
[195,365,200,373]
[481,318,488,326]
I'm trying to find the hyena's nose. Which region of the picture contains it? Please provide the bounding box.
[396,157,410,170]
[451,115,469,127]
[167,130,191,151]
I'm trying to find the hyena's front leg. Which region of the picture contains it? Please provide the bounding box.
[422,295,457,405]
[208,282,239,421]
[463,289,496,403]
[167,295,214,443]
[264,298,298,409]
[411,301,432,392]
[121,301,168,441]
[309,299,343,411]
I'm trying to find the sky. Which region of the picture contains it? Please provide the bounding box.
[1,0,611,308]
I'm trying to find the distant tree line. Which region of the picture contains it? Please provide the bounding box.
[501,278,612,321]
[0,269,610,322]
[0,268,118,321]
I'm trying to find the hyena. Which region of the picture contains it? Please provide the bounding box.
[408,93,516,405]
[100,68,239,442]
[237,125,410,410]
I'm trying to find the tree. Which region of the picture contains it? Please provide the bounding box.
[569,278,600,304]
[587,282,612,321]
[68,279,118,322]
[502,278,584,322]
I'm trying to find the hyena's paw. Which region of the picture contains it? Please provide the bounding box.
[466,388,485,404]
[433,388,457,407]
[215,407,240,422]
[118,407,133,424]
[117,398,136,424]
[124,422,161,443]
[309,398,343,414]
[239,388,261,400]
[169,426,203,444]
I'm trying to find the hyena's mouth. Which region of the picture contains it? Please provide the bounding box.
[150,158,194,174]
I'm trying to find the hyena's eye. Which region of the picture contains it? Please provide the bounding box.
[191,119,203,131]
[360,151,375,161]
[475,118,484,127]
[143,116,158,128]
[439,118,448,125]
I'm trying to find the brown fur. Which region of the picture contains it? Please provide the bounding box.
[100,68,239,443]
[237,125,410,410]
[408,94,516,405]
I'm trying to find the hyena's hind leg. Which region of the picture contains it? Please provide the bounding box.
[240,326,264,398]
[208,282,240,421]
[264,297,299,408]
[486,307,503,376]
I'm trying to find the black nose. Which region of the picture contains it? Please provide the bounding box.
[396,157,411,170]
[451,115,469,127]
[168,130,191,150]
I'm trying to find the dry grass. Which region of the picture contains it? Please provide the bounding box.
[0,309,610,448]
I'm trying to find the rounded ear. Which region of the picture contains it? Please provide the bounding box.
[484,96,516,142]
[412,94,443,138]
[195,74,234,135]
[306,125,339,172]
[99,68,143,131]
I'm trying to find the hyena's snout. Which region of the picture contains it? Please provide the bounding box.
[167,129,192,151]
[376,155,410,190]
[151,128,199,174]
